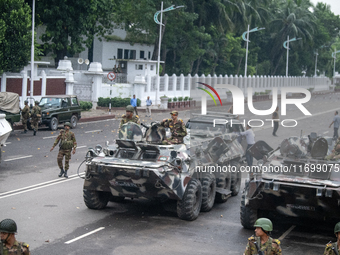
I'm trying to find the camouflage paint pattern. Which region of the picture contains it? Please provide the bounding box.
[244,236,281,255]
[323,242,340,255]
[21,105,30,130]
[120,115,140,128]
[31,105,41,130]
[160,118,187,144]
[1,240,30,255]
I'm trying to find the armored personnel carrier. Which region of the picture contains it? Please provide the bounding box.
[82,114,245,221]
[240,132,340,229]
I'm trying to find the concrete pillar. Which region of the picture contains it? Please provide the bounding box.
[65,72,75,95]
[1,73,6,92]
[21,71,27,102]
[41,70,47,96]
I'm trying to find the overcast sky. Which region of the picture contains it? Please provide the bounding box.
[310,0,340,16]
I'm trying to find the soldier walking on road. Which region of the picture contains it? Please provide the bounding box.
[272,106,279,136]
[0,219,30,255]
[31,101,41,136]
[329,111,340,140]
[323,222,340,255]
[120,105,140,128]
[244,218,282,255]
[21,100,29,134]
[50,122,77,178]
[160,111,187,145]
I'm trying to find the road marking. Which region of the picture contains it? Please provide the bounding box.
[3,155,33,162]
[78,119,115,125]
[0,173,85,199]
[77,145,87,149]
[43,135,58,139]
[65,227,105,244]
[288,240,325,248]
[4,142,11,145]
[84,130,102,133]
[278,225,295,241]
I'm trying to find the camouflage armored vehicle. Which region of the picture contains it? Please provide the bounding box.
[82,115,245,221]
[0,92,21,128]
[240,132,340,229]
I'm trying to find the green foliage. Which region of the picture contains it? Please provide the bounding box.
[97,97,140,107]
[173,97,178,102]
[184,96,189,101]
[79,101,93,111]
[168,98,172,102]
[0,0,32,73]
[178,97,183,101]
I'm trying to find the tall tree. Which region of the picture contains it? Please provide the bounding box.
[0,0,31,74]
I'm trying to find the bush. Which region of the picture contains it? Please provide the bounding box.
[173,97,178,102]
[184,96,189,101]
[97,97,140,107]
[168,98,172,102]
[178,97,183,101]
[79,101,93,111]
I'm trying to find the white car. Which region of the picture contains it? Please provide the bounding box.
[0,113,12,163]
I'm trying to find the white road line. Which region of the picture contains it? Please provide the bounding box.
[0,173,85,199]
[84,130,102,133]
[43,135,58,139]
[288,241,325,248]
[4,155,33,162]
[65,227,105,244]
[278,225,295,241]
[77,145,87,149]
[4,142,11,145]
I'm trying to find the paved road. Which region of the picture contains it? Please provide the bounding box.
[1,93,340,254]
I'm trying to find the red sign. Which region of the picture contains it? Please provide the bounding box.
[107,72,116,81]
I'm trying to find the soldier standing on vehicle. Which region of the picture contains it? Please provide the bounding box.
[324,222,340,255]
[0,218,30,255]
[120,105,140,128]
[239,124,255,166]
[21,100,30,134]
[31,101,41,136]
[329,111,340,140]
[50,122,77,178]
[160,111,187,145]
[325,137,340,161]
[244,218,282,255]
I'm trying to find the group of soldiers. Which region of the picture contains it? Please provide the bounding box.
[120,105,187,145]
[20,100,41,136]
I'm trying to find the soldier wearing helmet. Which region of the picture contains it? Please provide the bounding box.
[50,122,77,178]
[160,111,187,145]
[30,100,41,136]
[120,105,140,128]
[21,100,30,134]
[323,222,340,255]
[244,218,282,255]
[0,219,30,255]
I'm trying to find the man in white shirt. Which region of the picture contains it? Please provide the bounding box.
[145,96,152,117]
[240,124,255,166]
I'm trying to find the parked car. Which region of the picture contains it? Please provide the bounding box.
[28,95,82,130]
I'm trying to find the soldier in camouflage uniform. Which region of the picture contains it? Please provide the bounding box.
[160,111,187,145]
[324,222,340,255]
[244,218,282,255]
[325,138,340,161]
[20,100,30,134]
[0,219,30,255]
[30,101,41,136]
[120,105,140,128]
[50,122,77,178]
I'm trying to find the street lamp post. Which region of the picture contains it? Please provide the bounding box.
[30,0,35,107]
[314,50,318,77]
[283,36,301,77]
[242,25,265,77]
[154,2,184,105]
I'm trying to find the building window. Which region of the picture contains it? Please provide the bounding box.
[150,65,154,70]
[148,51,151,59]
[140,51,145,59]
[124,49,136,59]
[117,49,123,59]
[135,64,143,70]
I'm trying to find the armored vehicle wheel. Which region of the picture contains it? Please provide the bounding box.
[177,179,202,221]
[240,194,257,229]
[230,161,241,196]
[70,115,78,128]
[201,174,216,212]
[83,189,109,209]
[109,195,125,203]
[49,117,58,131]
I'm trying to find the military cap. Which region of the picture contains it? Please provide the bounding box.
[35,100,40,104]
[0,219,17,233]
[334,222,340,234]
[170,111,178,115]
[126,105,134,112]
[24,100,28,104]
[64,122,72,127]
[254,218,273,232]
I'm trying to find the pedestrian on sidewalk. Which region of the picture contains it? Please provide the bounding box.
[272,106,279,136]
[329,111,340,140]
[239,124,255,166]
[146,96,152,117]
[130,95,138,116]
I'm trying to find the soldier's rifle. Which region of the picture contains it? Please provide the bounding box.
[254,241,265,255]
[332,246,339,255]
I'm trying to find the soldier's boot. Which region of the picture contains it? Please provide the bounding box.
[58,168,65,177]
[33,129,36,136]
[64,170,68,178]
[24,129,27,133]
